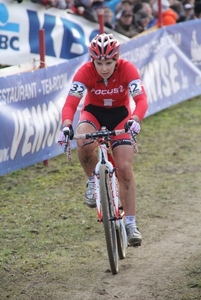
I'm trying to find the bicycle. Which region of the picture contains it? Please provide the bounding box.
[63,125,138,275]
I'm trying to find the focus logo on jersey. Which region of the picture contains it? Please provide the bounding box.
[91,85,124,95]
[129,79,143,97]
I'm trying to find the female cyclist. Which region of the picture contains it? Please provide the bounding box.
[58,33,148,246]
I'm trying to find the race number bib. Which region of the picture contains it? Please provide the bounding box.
[129,79,143,97]
[69,81,86,98]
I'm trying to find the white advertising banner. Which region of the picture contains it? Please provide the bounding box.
[0,0,129,66]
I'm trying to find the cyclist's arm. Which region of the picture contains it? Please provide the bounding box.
[62,83,87,124]
[62,67,88,123]
[128,77,148,122]
[124,62,148,121]
[62,94,80,124]
[132,92,148,122]
[63,118,72,126]
[130,114,140,123]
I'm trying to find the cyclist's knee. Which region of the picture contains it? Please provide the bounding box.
[76,122,95,149]
[116,162,134,180]
[76,120,97,134]
[114,151,134,172]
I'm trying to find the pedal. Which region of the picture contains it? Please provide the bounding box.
[128,242,141,247]
[133,243,141,247]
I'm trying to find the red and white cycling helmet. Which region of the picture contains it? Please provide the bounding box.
[88,33,120,61]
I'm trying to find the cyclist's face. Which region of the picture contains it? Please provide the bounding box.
[94,59,117,79]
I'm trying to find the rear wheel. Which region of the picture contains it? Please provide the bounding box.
[100,164,118,275]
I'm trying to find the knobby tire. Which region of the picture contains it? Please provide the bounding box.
[116,217,127,259]
[99,164,118,275]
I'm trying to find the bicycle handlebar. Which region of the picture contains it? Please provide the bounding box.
[63,127,138,159]
[73,128,126,140]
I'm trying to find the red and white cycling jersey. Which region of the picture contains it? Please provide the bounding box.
[62,58,148,123]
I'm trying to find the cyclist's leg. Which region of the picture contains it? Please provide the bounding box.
[112,143,136,217]
[111,114,136,216]
[111,118,142,246]
[76,112,99,207]
[113,144,142,246]
[76,111,100,177]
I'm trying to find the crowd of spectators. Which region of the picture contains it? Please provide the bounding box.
[14,0,201,38]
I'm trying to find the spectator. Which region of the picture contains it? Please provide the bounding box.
[133,1,156,28]
[141,2,156,28]
[183,3,195,20]
[115,0,140,13]
[114,9,139,38]
[130,2,154,27]
[133,1,143,13]
[133,9,152,32]
[103,0,122,14]
[31,0,72,9]
[170,0,186,22]
[72,0,104,22]
[103,6,115,29]
[181,0,195,6]
[115,0,133,15]
[194,1,201,18]
[152,0,179,26]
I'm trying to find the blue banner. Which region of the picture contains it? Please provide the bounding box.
[121,19,201,117]
[0,19,201,176]
[0,55,88,175]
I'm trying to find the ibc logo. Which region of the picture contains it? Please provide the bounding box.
[0,4,19,51]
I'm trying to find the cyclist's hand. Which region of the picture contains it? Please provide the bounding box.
[124,119,140,134]
[58,125,74,146]
[63,125,74,140]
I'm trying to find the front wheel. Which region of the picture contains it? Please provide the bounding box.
[99,164,118,275]
[116,218,128,259]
